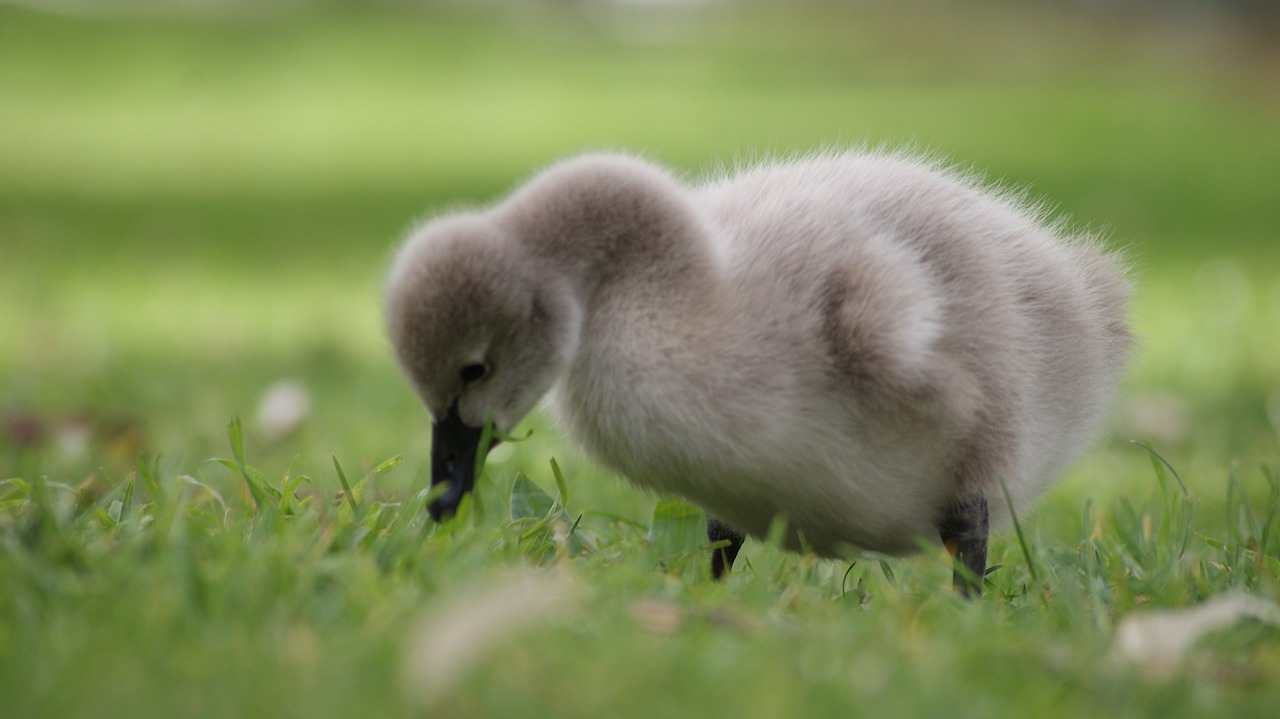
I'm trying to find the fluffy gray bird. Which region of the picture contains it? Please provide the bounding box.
[385,151,1131,593]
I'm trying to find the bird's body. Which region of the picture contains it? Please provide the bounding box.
[386,151,1130,577]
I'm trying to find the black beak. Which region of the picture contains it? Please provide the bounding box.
[428,404,486,522]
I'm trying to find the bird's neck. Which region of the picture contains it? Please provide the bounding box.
[496,154,721,307]
[499,156,735,464]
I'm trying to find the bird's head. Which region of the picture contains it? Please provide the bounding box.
[385,213,582,521]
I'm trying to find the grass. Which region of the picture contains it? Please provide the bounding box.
[2,424,1278,717]
[2,2,1279,717]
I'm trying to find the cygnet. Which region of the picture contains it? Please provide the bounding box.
[385,151,1131,594]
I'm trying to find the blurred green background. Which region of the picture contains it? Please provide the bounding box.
[2,0,1278,520]
[3,2,1280,718]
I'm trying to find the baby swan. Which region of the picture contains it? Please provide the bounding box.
[385,151,1130,594]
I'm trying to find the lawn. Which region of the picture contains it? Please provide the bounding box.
[2,2,1278,717]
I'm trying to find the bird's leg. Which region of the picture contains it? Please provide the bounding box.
[707,516,745,579]
[937,494,989,597]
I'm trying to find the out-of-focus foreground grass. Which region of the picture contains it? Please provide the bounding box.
[1,2,1278,717]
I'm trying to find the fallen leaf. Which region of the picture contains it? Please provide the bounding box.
[256,380,311,440]
[630,599,684,634]
[1111,591,1280,678]
[401,571,577,708]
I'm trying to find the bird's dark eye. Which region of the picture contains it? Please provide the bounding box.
[460,362,488,384]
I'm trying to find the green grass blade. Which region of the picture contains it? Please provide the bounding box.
[1000,478,1041,586]
[228,416,246,467]
[372,454,404,476]
[278,457,311,516]
[332,455,362,522]
[1133,440,1188,495]
[136,453,163,506]
[550,457,570,505]
[119,474,135,525]
[1259,465,1280,554]
[647,498,705,565]
[510,472,556,522]
[222,417,279,517]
